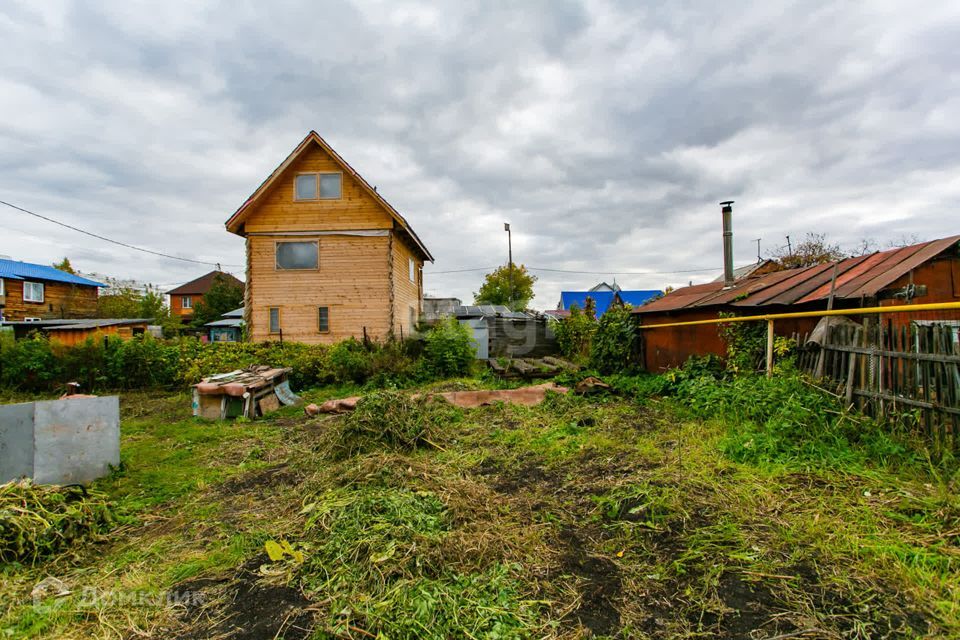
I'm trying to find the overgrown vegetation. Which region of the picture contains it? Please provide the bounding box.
[0,480,114,564]
[553,300,639,373]
[334,390,460,455]
[0,320,476,393]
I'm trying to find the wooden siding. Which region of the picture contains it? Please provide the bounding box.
[1,279,98,321]
[48,323,146,346]
[392,236,423,336]
[246,234,392,344]
[242,144,394,234]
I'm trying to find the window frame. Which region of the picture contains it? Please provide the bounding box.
[268,307,281,334]
[275,240,320,271]
[0,278,4,296]
[23,281,44,303]
[408,258,416,283]
[318,306,330,333]
[293,171,343,201]
[181,295,192,309]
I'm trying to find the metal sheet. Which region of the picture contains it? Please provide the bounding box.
[0,402,35,482]
[31,396,120,485]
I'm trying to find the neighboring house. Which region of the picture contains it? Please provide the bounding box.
[205,307,244,342]
[0,258,104,322]
[165,271,243,322]
[557,288,662,317]
[224,130,434,344]
[4,318,152,344]
[634,235,960,371]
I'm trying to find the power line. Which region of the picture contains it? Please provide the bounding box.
[425,264,721,276]
[0,199,242,268]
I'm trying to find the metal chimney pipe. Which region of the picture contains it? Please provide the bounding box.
[720,201,735,288]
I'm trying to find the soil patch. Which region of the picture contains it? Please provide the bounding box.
[173,555,315,640]
[218,465,300,496]
[558,526,622,636]
[473,457,561,494]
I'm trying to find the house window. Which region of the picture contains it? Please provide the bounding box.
[318,306,329,333]
[182,296,193,309]
[409,306,417,330]
[294,173,342,201]
[269,307,281,333]
[0,278,4,296]
[23,281,44,303]
[276,241,319,270]
[409,258,416,282]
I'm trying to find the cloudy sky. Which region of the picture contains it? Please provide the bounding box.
[2,1,959,309]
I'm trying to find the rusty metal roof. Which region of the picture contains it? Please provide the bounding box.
[635,235,960,314]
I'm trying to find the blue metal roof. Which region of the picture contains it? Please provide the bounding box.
[559,290,663,316]
[559,291,617,316]
[0,259,104,287]
[617,290,662,308]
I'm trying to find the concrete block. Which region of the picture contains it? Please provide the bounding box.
[0,396,120,485]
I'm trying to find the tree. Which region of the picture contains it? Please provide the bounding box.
[473,264,536,311]
[191,274,244,327]
[769,233,844,269]
[52,257,76,274]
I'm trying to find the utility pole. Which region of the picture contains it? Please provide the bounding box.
[785,235,792,256]
[504,222,513,308]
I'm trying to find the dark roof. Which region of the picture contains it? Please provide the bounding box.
[0,259,104,287]
[166,271,243,296]
[454,304,529,319]
[635,235,960,314]
[225,131,433,262]
[3,318,151,330]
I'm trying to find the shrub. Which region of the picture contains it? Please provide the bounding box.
[589,304,636,373]
[329,338,374,384]
[0,334,63,392]
[421,318,475,378]
[553,300,596,363]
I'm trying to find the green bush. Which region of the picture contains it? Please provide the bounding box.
[421,318,475,378]
[0,334,63,392]
[589,304,636,373]
[552,300,596,363]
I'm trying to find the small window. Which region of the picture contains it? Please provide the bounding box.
[276,241,319,270]
[294,173,342,200]
[408,258,416,282]
[269,307,280,333]
[182,296,192,309]
[23,281,44,303]
[409,306,417,330]
[318,306,329,333]
[319,173,342,199]
[295,174,318,200]
[0,278,4,296]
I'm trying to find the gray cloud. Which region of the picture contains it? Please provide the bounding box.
[1,0,959,305]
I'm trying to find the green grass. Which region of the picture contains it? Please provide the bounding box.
[1,379,957,638]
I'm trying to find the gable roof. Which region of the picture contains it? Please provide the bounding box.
[165,271,243,296]
[224,131,433,262]
[0,259,104,287]
[635,234,960,314]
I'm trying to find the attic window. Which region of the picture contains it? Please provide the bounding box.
[295,172,342,201]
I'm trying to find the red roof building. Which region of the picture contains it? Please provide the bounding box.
[165,271,243,321]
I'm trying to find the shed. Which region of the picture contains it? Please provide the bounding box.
[5,318,152,345]
[205,307,244,342]
[634,235,960,371]
[454,305,556,359]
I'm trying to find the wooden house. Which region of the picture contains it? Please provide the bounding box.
[224,131,433,344]
[0,258,103,322]
[165,271,243,322]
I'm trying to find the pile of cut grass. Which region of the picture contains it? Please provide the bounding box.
[0,480,114,564]
[333,389,461,456]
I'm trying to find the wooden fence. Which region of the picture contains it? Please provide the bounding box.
[795,317,960,454]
